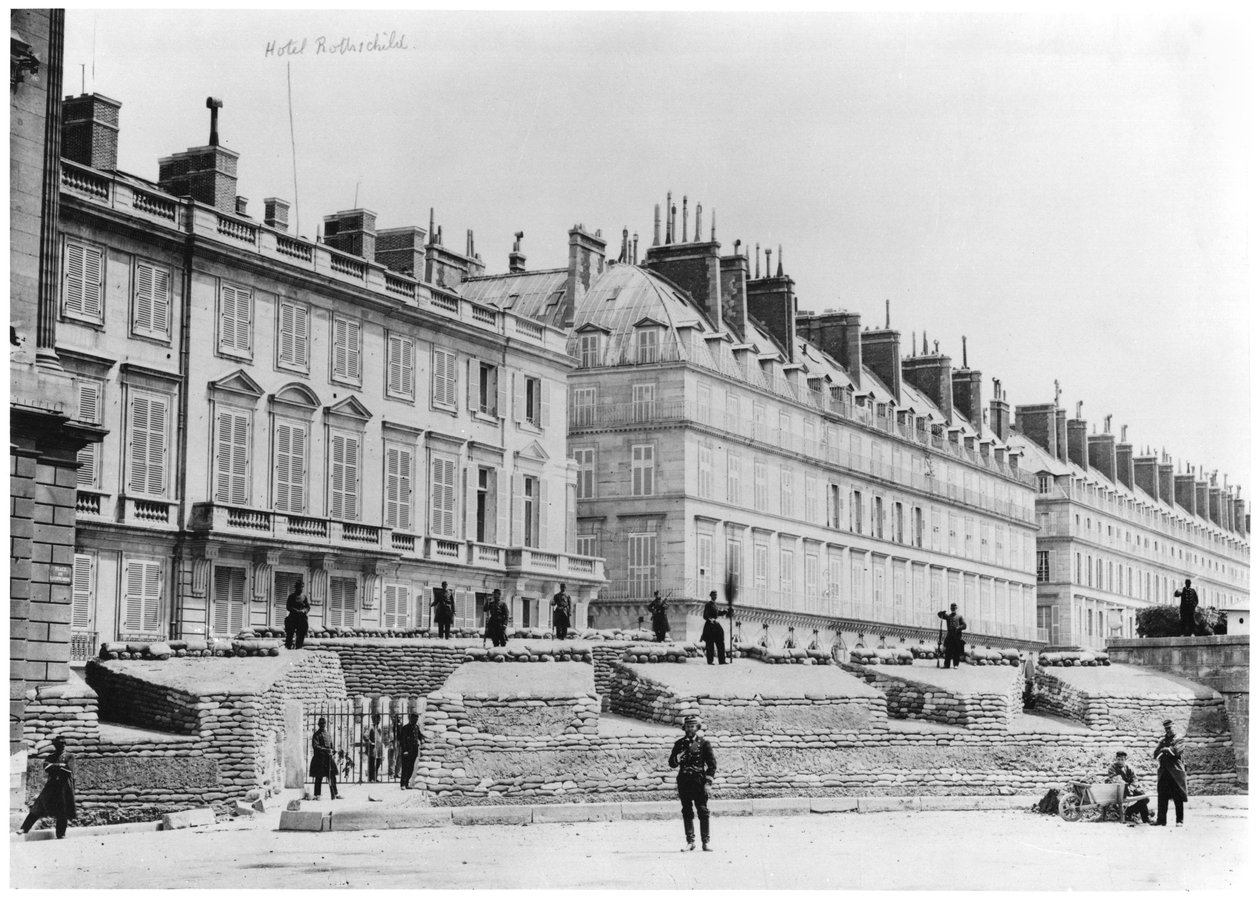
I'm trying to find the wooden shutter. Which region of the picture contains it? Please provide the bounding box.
[539,380,550,429]
[389,334,413,395]
[274,421,307,513]
[128,393,167,496]
[430,456,456,538]
[537,479,548,550]
[330,433,360,522]
[214,409,250,505]
[386,446,413,531]
[346,319,361,380]
[64,242,104,319]
[466,359,478,411]
[383,584,398,628]
[220,283,250,353]
[333,318,348,378]
[124,559,162,634]
[213,567,246,637]
[495,469,509,545]
[512,373,524,423]
[76,380,102,487]
[280,302,308,368]
[134,261,169,337]
[72,554,94,630]
[496,370,507,418]
[464,465,479,540]
[512,474,525,546]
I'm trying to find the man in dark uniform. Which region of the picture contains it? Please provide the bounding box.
[308,717,340,800]
[669,714,717,852]
[1106,750,1152,825]
[398,712,421,790]
[430,581,454,640]
[551,583,572,641]
[936,603,967,669]
[485,589,510,648]
[1173,579,1199,637]
[18,736,76,839]
[701,591,727,665]
[284,577,311,650]
[1152,718,1189,826]
[648,591,670,642]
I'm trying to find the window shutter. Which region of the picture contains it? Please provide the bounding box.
[464,465,478,540]
[76,443,97,487]
[134,261,154,334]
[495,469,508,545]
[293,303,308,367]
[512,474,525,546]
[333,318,347,378]
[229,567,246,634]
[124,560,145,632]
[466,359,478,411]
[383,584,397,628]
[347,320,361,380]
[72,554,93,630]
[279,303,295,365]
[496,371,507,418]
[512,373,524,423]
[63,242,87,315]
[537,479,548,550]
[215,409,250,505]
[146,396,167,496]
[128,395,149,494]
[78,379,101,424]
[274,422,307,514]
[386,446,413,531]
[539,380,550,429]
[399,337,414,395]
[330,433,358,521]
[219,285,238,351]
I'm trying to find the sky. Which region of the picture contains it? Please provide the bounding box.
[61,9,1253,502]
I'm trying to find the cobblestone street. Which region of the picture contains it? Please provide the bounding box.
[11,804,1251,891]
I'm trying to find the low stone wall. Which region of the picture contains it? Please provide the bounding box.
[842,662,1023,732]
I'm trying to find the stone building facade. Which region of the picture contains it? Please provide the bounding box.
[1007,407,1249,649]
[54,92,604,657]
[463,201,1041,649]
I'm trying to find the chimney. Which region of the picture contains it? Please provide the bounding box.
[1234,494,1247,534]
[263,197,290,232]
[1087,432,1117,483]
[1134,454,1160,502]
[235,196,249,217]
[509,231,526,273]
[988,385,1011,442]
[1013,404,1057,457]
[1209,486,1224,526]
[61,93,121,170]
[1115,440,1134,489]
[561,224,607,327]
[375,226,428,276]
[422,212,486,289]
[860,328,902,404]
[156,97,239,214]
[323,208,377,260]
[1067,418,1088,470]
[718,252,749,341]
[1175,472,1198,516]
[1158,460,1175,505]
[746,265,797,362]
[904,351,953,422]
[1194,476,1209,516]
[643,236,722,330]
[951,366,983,430]
[797,310,863,390]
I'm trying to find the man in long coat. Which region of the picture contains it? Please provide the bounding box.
[669,714,718,851]
[1173,579,1199,637]
[936,603,967,669]
[701,591,727,665]
[648,591,671,642]
[485,589,510,648]
[551,583,572,641]
[1152,718,1189,826]
[430,582,455,640]
[284,577,311,650]
[18,736,76,839]
[398,712,421,790]
[309,717,340,800]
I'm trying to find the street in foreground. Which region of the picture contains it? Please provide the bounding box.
[10,806,1252,891]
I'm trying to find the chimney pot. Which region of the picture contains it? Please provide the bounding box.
[61,93,122,171]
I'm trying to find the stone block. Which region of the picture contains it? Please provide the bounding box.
[857,796,920,812]
[160,807,216,830]
[279,809,330,832]
[531,802,620,823]
[809,797,859,813]
[232,800,256,816]
[707,798,754,816]
[751,797,809,816]
[619,800,676,821]
[380,809,455,829]
[451,805,533,826]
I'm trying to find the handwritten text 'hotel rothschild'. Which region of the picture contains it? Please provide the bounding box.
[264,31,409,58]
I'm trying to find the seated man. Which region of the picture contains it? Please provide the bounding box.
[1107,750,1152,825]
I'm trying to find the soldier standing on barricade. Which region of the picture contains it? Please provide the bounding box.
[284,577,311,650]
[430,581,454,640]
[551,583,572,640]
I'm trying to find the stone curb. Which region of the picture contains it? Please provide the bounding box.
[15,819,164,842]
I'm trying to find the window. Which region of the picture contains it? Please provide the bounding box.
[127,391,169,497]
[72,553,94,632]
[725,393,740,431]
[328,432,361,521]
[572,386,597,427]
[632,383,655,422]
[578,333,601,368]
[892,502,904,544]
[913,507,924,547]
[753,403,766,440]
[211,566,248,637]
[382,583,412,630]
[387,333,415,398]
[637,327,659,364]
[213,407,251,506]
[628,532,658,598]
[62,240,104,323]
[697,533,713,581]
[429,454,458,538]
[850,490,864,534]
[327,576,356,629]
[827,483,842,529]
[121,558,162,635]
[631,444,655,495]
[384,444,414,531]
[1036,474,1051,494]
[218,282,252,356]
[522,476,541,548]
[754,459,768,510]
[277,301,309,370]
[726,537,742,585]
[726,451,741,504]
[273,421,308,513]
[780,546,796,598]
[806,476,818,523]
[132,259,171,339]
[574,448,595,500]
[780,467,793,515]
[474,467,498,543]
[475,362,497,414]
[519,375,546,428]
[697,384,711,424]
[754,542,769,597]
[331,315,362,383]
[75,379,103,488]
[698,445,713,499]
[1037,550,1051,583]
[271,571,302,629]
[873,497,884,539]
[432,348,457,408]
[576,532,599,558]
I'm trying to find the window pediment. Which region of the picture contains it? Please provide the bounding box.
[208,369,264,401]
[271,382,322,412]
[325,395,372,423]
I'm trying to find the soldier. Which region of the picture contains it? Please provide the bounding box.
[936,603,967,669]
[308,717,340,800]
[17,736,76,839]
[1174,579,1199,637]
[701,591,727,665]
[430,581,455,640]
[485,589,510,648]
[648,591,670,642]
[398,712,421,790]
[551,583,573,641]
[284,577,311,650]
[669,714,717,852]
[1152,718,1189,826]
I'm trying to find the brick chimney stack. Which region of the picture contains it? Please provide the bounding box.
[903,344,953,422]
[509,231,527,273]
[797,310,863,390]
[858,302,901,404]
[1066,416,1088,470]
[745,249,797,362]
[1115,426,1134,488]
[1158,458,1175,505]
[157,96,239,214]
[561,224,607,328]
[951,368,983,431]
[323,208,377,260]
[1134,453,1160,502]
[988,378,1010,441]
[718,251,749,341]
[1194,473,1209,515]
[1013,403,1058,457]
[61,93,121,170]
[1087,431,1117,483]
[1055,408,1068,463]
[263,197,290,233]
[1175,471,1198,516]
[644,232,722,331]
[376,226,428,277]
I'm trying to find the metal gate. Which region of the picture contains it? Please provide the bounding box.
[302,696,422,785]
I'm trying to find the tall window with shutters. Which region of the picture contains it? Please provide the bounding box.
[432,348,457,409]
[384,444,414,531]
[328,432,361,522]
[430,454,458,538]
[327,576,357,629]
[131,259,171,340]
[382,583,412,630]
[574,447,595,500]
[75,378,103,488]
[331,315,362,384]
[631,444,654,496]
[627,532,657,598]
[211,566,248,638]
[273,420,307,513]
[62,240,105,324]
[217,282,252,357]
[72,553,95,634]
[571,386,596,427]
[121,558,163,636]
[277,301,309,372]
[126,391,169,497]
[386,332,414,399]
[213,407,252,506]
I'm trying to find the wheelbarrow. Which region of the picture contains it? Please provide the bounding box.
[1057,780,1126,823]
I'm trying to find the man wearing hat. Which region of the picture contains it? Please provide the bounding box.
[669,714,717,851]
[1152,718,1188,826]
[701,591,727,665]
[309,717,341,800]
[1106,750,1152,825]
[17,736,76,839]
[936,603,967,669]
[1173,578,1199,637]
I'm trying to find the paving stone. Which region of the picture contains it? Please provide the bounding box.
[618,800,676,821]
[278,809,329,832]
[751,797,809,816]
[531,802,620,823]
[160,808,216,830]
[857,796,920,812]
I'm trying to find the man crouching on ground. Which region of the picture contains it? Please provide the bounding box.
[669,714,717,852]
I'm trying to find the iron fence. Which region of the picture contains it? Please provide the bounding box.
[302,696,422,785]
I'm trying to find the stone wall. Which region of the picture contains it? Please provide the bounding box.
[842,662,1023,732]
[305,639,469,697]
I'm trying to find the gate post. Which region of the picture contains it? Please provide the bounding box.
[284,700,306,789]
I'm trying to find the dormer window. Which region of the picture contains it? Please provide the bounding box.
[637,326,659,364]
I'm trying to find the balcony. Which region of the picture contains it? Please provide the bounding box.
[468,542,504,566]
[187,502,422,557]
[504,548,606,583]
[122,496,177,529]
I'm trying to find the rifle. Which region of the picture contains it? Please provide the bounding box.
[935,616,944,669]
[724,569,739,663]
